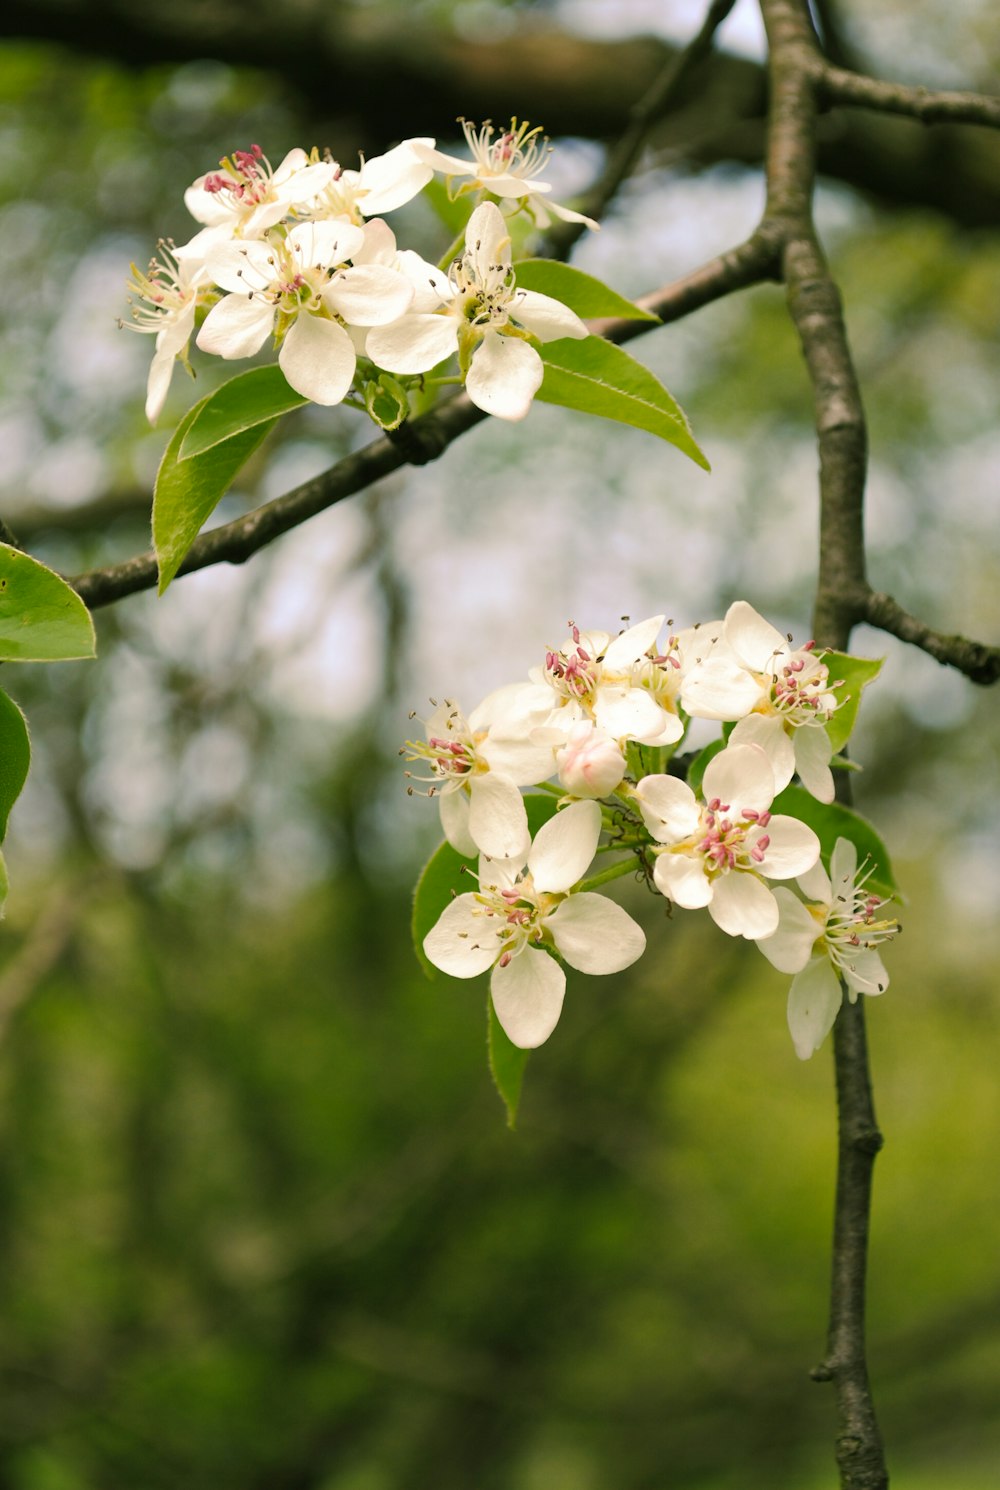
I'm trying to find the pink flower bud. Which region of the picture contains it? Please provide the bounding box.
[555,723,626,799]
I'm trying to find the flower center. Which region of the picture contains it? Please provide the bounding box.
[402,706,486,795]
[203,144,274,211]
[460,117,552,182]
[544,625,601,707]
[122,244,194,333]
[691,798,772,877]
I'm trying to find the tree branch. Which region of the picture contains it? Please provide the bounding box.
[859,589,1000,684]
[70,245,780,611]
[819,64,1000,128]
[759,2,887,1484]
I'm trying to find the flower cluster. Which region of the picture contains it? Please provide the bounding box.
[408,604,899,1057]
[122,125,592,424]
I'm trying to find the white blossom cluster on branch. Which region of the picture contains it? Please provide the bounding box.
[122,123,594,424]
[407,604,899,1058]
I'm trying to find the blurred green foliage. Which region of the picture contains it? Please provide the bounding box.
[0,7,998,1487]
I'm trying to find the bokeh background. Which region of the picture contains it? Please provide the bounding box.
[0,1,998,1486]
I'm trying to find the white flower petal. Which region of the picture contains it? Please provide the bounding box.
[491,947,566,1048]
[729,713,795,793]
[510,289,588,343]
[467,773,531,862]
[841,948,890,999]
[528,800,601,893]
[592,685,664,741]
[279,314,356,405]
[438,788,476,859]
[709,871,780,939]
[288,219,365,268]
[357,139,435,215]
[725,601,790,672]
[547,894,645,974]
[633,775,699,843]
[793,725,835,802]
[466,202,510,272]
[602,615,665,671]
[681,657,763,720]
[787,957,843,1059]
[423,894,501,977]
[653,850,712,908]
[756,887,820,972]
[196,293,274,359]
[366,313,458,375]
[325,263,414,327]
[755,816,821,880]
[466,332,543,421]
[703,744,775,815]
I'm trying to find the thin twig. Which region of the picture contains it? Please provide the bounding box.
[548,0,739,258]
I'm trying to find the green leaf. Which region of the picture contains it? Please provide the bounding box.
[411,793,559,979]
[824,651,884,754]
[0,689,30,840]
[0,544,96,662]
[488,997,529,1130]
[153,398,277,594]
[771,786,899,900]
[513,260,659,322]
[537,339,710,468]
[179,366,308,460]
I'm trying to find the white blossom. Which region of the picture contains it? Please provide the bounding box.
[756,837,899,1059]
[556,722,627,799]
[121,245,208,423]
[183,144,336,243]
[366,201,588,421]
[196,220,413,405]
[633,743,820,939]
[300,139,435,224]
[413,118,598,230]
[423,801,645,1048]
[404,690,556,861]
[682,602,841,802]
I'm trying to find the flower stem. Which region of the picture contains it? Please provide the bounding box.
[575,856,638,892]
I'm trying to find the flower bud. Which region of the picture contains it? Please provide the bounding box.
[556,723,626,799]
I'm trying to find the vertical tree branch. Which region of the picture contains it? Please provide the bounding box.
[758,2,888,1485]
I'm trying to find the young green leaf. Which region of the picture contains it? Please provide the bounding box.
[0,689,30,841]
[513,260,659,322]
[824,652,884,753]
[488,996,529,1130]
[153,398,278,594]
[771,786,899,900]
[364,374,410,431]
[0,544,96,662]
[537,339,710,468]
[179,366,308,460]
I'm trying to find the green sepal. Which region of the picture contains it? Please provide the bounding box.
[0,544,96,662]
[536,338,710,468]
[179,366,308,460]
[153,397,278,594]
[364,374,410,431]
[823,652,884,753]
[687,738,727,798]
[625,740,670,783]
[411,793,560,979]
[0,688,30,840]
[770,785,899,900]
[488,997,529,1130]
[513,260,659,322]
